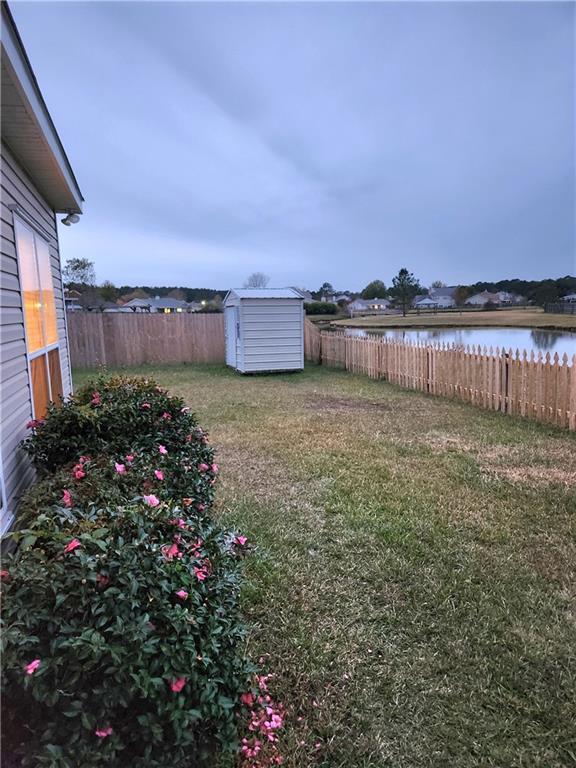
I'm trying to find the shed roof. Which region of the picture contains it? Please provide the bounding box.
[226,288,303,301]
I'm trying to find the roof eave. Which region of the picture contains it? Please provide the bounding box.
[1,3,83,213]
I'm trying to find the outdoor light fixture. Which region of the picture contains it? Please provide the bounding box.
[61,213,81,226]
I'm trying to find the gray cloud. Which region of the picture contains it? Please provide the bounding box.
[12,0,575,290]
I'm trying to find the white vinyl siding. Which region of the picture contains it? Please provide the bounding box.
[0,141,72,533]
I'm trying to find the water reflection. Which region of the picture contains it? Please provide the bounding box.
[530,330,557,350]
[345,326,576,359]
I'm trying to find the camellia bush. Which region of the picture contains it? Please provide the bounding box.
[0,375,276,768]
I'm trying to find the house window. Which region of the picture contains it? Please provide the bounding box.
[14,218,63,419]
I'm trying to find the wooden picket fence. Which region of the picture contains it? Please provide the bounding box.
[305,322,576,430]
[67,312,225,368]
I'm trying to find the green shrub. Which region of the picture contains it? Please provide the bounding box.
[22,375,207,475]
[1,501,252,767]
[305,301,338,315]
[2,375,254,767]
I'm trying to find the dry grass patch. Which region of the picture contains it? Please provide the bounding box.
[335,308,576,330]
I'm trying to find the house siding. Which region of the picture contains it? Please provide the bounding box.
[0,140,72,532]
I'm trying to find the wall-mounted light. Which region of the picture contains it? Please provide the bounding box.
[61,213,81,226]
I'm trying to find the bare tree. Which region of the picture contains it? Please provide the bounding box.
[244,272,270,289]
[63,258,96,287]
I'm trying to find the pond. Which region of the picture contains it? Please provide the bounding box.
[345,326,576,359]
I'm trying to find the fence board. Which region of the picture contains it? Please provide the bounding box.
[68,313,225,368]
[306,327,575,431]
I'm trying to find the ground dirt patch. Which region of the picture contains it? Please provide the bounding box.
[305,393,394,414]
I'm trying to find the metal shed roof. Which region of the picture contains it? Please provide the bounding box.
[226,288,303,301]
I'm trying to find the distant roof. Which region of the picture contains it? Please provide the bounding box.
[429,286,458,298]
[123,298,151,307]
[151,297,188,309]
[291,287,313,300]
[226,288,303,300]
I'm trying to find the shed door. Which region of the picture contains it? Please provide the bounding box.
[225,306,238,367]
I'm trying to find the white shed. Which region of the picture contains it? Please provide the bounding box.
[224,289,304,373]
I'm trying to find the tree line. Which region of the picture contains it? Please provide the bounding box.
[63,258,575,312]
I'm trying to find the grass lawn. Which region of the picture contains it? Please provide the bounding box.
[333,308,576,331]
[75,364,576,767]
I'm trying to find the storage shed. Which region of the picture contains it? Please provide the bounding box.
[224,289,304,373]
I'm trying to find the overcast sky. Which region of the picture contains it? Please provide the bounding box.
[12,1,576,291]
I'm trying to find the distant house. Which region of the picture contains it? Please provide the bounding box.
[1,4,83,532]
[348,298,389,315]
[466,291,501,306]
[424,287,457,308]
[291,287,314,304]
[414,295,452,309]
[122,298,152,312]
[64,288,82,311]
[334,294,352,303]
[101,303,132,313]
[561,293,576,303]
[348,299,369,314]
[149,296,189,313]
[496,291,523,304]
[367,298,390,311]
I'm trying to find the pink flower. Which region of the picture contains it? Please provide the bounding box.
[194,566,208,582]
[115,463,126,474]
[211,463,219,474]
[170,677,187,693]
[162,543,180,560]
[91,391,101,407]
[175,589,188,600]
[0,569,9,580]
[161,412,171,420]
[196,503,206,512]
[240,692,254,707]
[235,535,248,547]
[125,454,135,463]
[170,518,186,529]
[62,489,73,508]
[26,419,44,429]
[182,498,193,507]
[25,658,41,675]
[64,538,81,554]
[154,469,164,481]
[95,726,113,739]
[141,402,151,409]
[73,468,86,480]
[158,445,168,455]
[198,463,209,472]
[143,494,160,507]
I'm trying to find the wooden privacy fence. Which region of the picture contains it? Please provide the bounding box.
[67,313,225,368]
[305,322,576,430]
